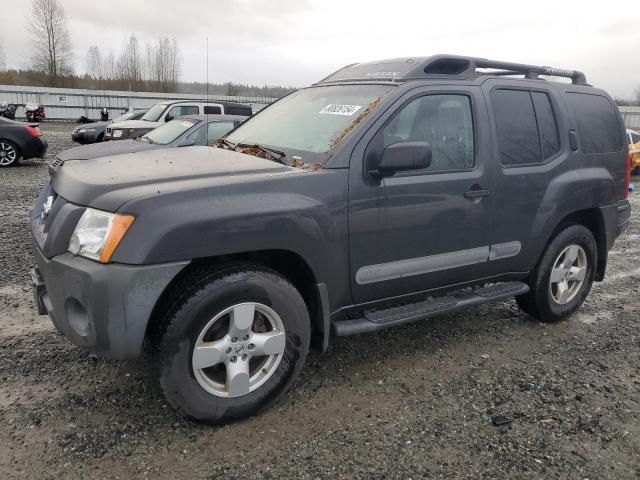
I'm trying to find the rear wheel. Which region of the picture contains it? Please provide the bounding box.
[158,264,310,423]
[0,140,19,167]
[517,225,596,322]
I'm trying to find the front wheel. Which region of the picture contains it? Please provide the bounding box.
[158,264,310,423]
[517,225,596,322]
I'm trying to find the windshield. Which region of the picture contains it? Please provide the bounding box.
[225,84,392,156]
[141,103,168,122]
[113,111,141,123]
[141,119,198,145]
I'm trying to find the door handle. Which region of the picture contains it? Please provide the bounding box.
[464,188,491,199]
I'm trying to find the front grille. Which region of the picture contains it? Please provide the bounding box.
[49,156,64,168]
[72,127,79,134]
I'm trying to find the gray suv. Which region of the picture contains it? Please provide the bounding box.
[31,55,631,424]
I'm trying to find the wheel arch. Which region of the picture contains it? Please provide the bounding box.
[145,249,330,353]
[542,208,607,281]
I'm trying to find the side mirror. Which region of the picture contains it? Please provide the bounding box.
[375,141,432,176]
[165,115,174,122]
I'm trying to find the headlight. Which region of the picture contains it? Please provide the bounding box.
[68,208,135,263]
[80,128,96,133]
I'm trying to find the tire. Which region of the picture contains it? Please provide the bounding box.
[96,133,104,143]
[0,140,20,167]
[158,263,310,424]
[517,224,596,322]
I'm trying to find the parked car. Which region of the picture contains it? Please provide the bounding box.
[627,129,640,173]
[31,55,630,423]
[72,110,147,145]
[104,100,252,141]
[51,115,245,175]
[0,117,47,167]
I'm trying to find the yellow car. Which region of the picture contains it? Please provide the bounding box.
[628,129,640,172]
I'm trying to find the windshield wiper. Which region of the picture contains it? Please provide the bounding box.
[141,137,154,144]
[216,138,238,150]
[238,143,288,164]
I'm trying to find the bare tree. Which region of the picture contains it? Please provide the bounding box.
[0,45,6,71]
[103,50,117,81]
[145,37,182,92]
[86,45,102,87]
[28,0,73,84]
[118,34,142,90]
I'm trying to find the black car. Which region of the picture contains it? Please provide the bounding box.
[0,117,47,167]
[71,110,147,144]
[51,115,245,175]
[31,55,630,423]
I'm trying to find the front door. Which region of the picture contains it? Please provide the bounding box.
[348,87,496,304]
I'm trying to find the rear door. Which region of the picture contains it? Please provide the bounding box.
[348,86,496,304]
[481,81,568,275]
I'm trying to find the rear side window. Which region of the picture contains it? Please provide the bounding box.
[565,93,623,154]
[492,90,540,165]
[631,132,640,145]
[225,105,252,116]
[204,105,222,114]
[492,89,560,166]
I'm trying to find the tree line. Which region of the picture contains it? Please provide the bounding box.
[0,0,294,98]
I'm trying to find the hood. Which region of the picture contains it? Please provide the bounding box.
[76,121,109,129]
[52,147,299,211]
[110,119,160,129]
[57,139,161,161]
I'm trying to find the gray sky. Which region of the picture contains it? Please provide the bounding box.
[2,0,640,98]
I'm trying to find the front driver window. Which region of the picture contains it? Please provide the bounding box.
[185,125,208,145]
[382,94,475,171]
[207,122,235,144]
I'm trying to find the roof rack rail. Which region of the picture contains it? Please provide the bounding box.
[315,55,589,86]
[406,55,589,85]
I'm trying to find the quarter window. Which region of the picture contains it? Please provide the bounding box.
[565,93,623,154]
[382,94,475,171]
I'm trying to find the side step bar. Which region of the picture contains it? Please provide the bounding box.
[333,281,529,336]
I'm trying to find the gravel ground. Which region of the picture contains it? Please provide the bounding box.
[1,122,639,479]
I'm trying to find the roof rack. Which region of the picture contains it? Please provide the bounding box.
[316,54,589,86]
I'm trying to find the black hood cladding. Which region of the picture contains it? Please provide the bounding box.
[51,146,298,212]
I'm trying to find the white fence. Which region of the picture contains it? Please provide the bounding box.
[620,106,640,130]
[1,84,639,128]
[0,84,276,121]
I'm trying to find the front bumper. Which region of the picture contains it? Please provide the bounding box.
[32,246,188,359]
[71,130,99,144]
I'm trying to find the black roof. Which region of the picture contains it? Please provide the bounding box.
[316,54,589,86]
[157,99,251,108]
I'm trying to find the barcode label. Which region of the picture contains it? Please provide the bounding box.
[319,104,362,116]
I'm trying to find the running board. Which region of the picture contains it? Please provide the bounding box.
[333,281,529,336]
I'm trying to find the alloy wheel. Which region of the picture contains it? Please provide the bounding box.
[548,244,587,305]
[192,302,286,398]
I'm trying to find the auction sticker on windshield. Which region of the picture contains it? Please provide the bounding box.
[319,104,362,116]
